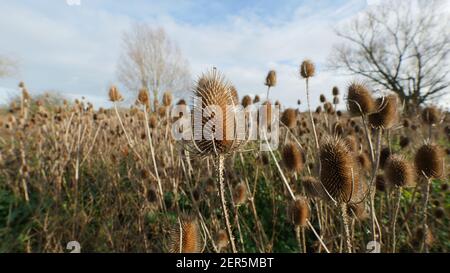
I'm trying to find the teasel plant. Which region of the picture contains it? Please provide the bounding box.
[184,68,245,253]
[300,60,320,153]
[265,70,276,100]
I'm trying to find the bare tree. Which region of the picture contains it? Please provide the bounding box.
[328,0,450,111]
[117,24,191,103]
[0,55,18,78]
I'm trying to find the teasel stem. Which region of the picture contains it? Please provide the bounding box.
[295,226,302,253]
[340,203,352,253]
[113,102,143,162]
[143,105,165,212]
[361,114,375,164]
[305,78,320,151]
[266,86,271,100]
[392,187,402,253]
[216,155,237,253]
[421,177,431,253]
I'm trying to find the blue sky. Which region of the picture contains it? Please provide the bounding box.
[1,0,447,109]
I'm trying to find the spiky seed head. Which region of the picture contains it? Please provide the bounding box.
[297,99,301,105]
[137,88,150,107]
[315,106,322,114]
[233,182,247,206]
[357,152,371,171]
[347,203,368,221]
[215,230,229,250]
[253,95,260,103]
[149,114,157,128]
[187,69,243,157]
[399,136,410,149]
[169,216,202,253]
[336,110,342,117]
[375,174,387,192]
[300,60,315,78]
[281,108,297,128]
[241,95,252,108]
[265,70,277,87]
[368,95,398,129]
[300,176,326,199]
[320,94,326,103]
[403,119,410,128]
[324,102,333,113]
[384,155,415,187]
[332,86,339,96]
[108,85,123,102]
[347,82,374,116]
[319,136,360,203]
[421,106,440,125]
[162,91,173,106]
[344,135,358,153]
[148,188,158,203]
[177,99,186,105]
[282,142,304,173]
[415,144,444,179]
[291,196,309,227]
[379,147,391,169]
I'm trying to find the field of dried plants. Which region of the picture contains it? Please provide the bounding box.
[0,62,448,253]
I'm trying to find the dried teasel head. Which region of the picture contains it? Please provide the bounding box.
[399,136,410,149]
[169,215,202,253]
[357,152,371,172]
[347,82,374,116]
[368,95,398,129]
[282,142,304,173]
[253,95,260,103]
[421,106,440,125]
[379,147,391,169]
[319,136,360,203]
[281,108,297,128]
[162,91,173,107]
[108,85,123,102]
[215,230,229,251]
[384,155,415,188]
[137,88,150,107]
[290,196,309,227]
[265,70,277,87]
[375,174,387,192]
[300,176,326,199]
[300,59,315,78]
[241,95,252,108]
[415,144,444,179]
[320,94,326,103]
[332,86,339,96]
[233,182,247,206]
[186,69,243,157]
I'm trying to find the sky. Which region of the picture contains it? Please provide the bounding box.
[0,0,448,110]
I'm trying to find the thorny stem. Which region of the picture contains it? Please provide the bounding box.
[341,203,352,253]
[392,187,402,253]
[217,155,237,253]
[305,78,320,151]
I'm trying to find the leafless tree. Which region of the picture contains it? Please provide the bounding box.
[328,0,450,111]
[117,24,191,103]
[0,55,18,78]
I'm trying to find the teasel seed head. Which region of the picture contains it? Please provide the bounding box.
[300,176,326,199]
[421,106,440,125]
[215,230,229,250]
[187,69,243,157]
[233,182,247,206]
[332,86,339,96]
[319,136,360,203]
[169,216,202,253]
[265,70,277,87]
[137,88,150,108]
[379,147,391,169]
[384,155,415,187]
[281,108,297,128]
[253,95,260,103]
[357,152,371,172]
[297,99,301,105]
[347,202,368,221]
[291,196,309,227]
[108,85,123,102]
[375,174,387,192]
[320,94,326,103]
[241,95,252,108]
[399,136,410,149]
[300,59,315,78]
[162,91,173,107]
[368,95,398,129]
[347,82,374,116]
[282,142,304,173]
[415,144,444,179]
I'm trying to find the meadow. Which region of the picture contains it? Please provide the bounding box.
[0,63,448,253]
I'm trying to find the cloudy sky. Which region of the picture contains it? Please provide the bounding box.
[0,0,448,109]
